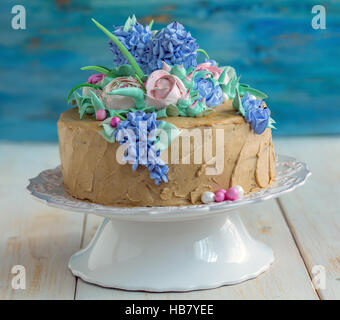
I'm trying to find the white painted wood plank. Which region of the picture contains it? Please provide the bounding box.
[75,200,318,300]
[275,137,340,300]
[0,143,84,300]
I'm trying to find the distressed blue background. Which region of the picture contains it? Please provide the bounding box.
[0,0,339,141]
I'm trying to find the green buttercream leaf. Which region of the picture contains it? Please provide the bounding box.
[170,65,187,79]
[166,104,179,117]
[108,87,146,109]
[107,109,126,120]
[218,68,227,83]
[238,84,268,99]
[123,15,137,32]
[149,19,154,30]
[156,108,167,119]
[67,83,101,103]
[225,66,236,82]
[219,83,228,94]
[80,66,112,76]
[99,129,116,143]
[232,87,245,116]
[267,117,276,129]
[196,48,210,59]
[90,90,105,112]
[74,91,82,108]
[91,18,144,79]
[111,64,136,77]
[156,104,180,118]
[135,73,146,91]
[196,108,214,117]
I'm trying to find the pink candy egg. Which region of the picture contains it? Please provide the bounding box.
[214,191,226,202]
[96,109,106,121]
[226,187,239,201]
[216,189,227,196]
[110,116,121,128]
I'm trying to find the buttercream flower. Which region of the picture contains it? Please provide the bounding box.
[145,21,199,73]
[101,77,142,110]
[193,77,223,107]
[82,73,106,96]
[145,70,187,110]
[195,62,228,83]
[109,22,152,74]
[114,111,169,185]
[242,93,271,134]
[87,73,106,84]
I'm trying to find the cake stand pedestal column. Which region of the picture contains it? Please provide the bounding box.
[68,211,274,291]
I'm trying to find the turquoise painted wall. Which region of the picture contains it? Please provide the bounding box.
[0,0,339,141]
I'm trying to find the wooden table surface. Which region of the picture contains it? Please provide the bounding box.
[0,137,339,300]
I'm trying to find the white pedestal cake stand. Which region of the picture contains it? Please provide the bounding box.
[27,155,310,292]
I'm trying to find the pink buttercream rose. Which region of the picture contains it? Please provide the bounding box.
[145,70,187,110]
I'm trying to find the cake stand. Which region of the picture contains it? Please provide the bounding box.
[27,155,310,292]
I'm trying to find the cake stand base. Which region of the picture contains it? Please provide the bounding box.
[68,211,274,292]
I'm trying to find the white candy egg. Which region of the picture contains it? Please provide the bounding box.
[201,191,215,204]
[233,185,244,198]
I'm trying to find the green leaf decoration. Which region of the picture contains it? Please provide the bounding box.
[196,108,214,118]
[111,64,136,77]
[166,104,179,117]
[149,19,154,30]
[154,121,181,151]
[170,65,187,79]
[225,66,236,82]
[79,102,94,119]
[91,18,144,80]
[102,122,115,137]
[99,118,116,143]
[108,87,146,109]
[196,48,210,59]
[267,117,276,129]
[99,129,116,143]
[108,109,126,120]
[135,73,146,92]
[156,105,179,118]
[238,84,268,99]
[67,83,101,103]
[123,15,137,32]
[156,108,168,119]
[218,68,228,84]
[232,87,245,116]
[80,66,113,76]
[74,91,82,108]
[90,90,105,113]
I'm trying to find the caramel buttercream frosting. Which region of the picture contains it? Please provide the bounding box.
[58,100,275,207]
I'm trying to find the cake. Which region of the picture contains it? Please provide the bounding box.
[58,16,276,207]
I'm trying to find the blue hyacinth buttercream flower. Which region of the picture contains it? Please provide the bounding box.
[114,111,169,185]
[193,77,223,107]
[242,93,271,134]
[109,21,152,74]
[145,21,199,73]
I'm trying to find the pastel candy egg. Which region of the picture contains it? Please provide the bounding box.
[226,187,239,201]
[233,185,244,198]
[96,109,107,121]
[214,191,225,202]
[201,191,215,204]
[110,116,121,128]
[216,189,227,196]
